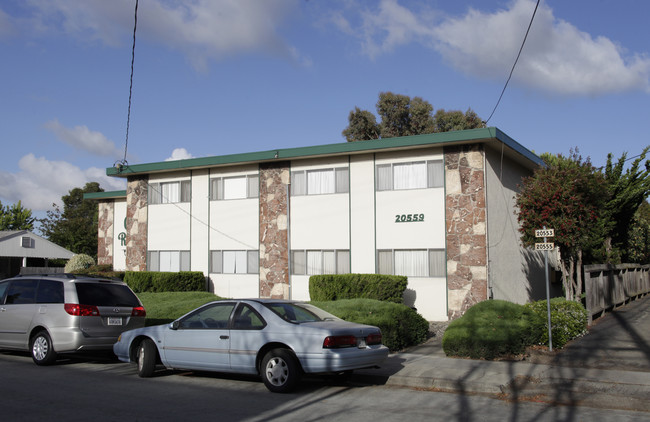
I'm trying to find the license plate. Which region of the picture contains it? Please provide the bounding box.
[108,317,122,326]
[357,338,367,349]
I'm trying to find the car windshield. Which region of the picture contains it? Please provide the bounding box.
[264,302,340,323]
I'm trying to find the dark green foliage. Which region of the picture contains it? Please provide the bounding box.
[71,264,125,280]
[309,274,407,303]
[524,298,588,348]
[442,300,542,359]
[600,147,650,263]
[311,299,429,351]
[40,182,103,259]
[0,200,35,230]
[124,271,205,293]
[343,92,485,142]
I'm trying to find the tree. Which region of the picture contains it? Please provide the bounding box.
[627,201,650,264]
[599,147,650,263]
[40,182,103,258]
[516,150,607,302]
[0,200,35,231]
[342,92,485,142]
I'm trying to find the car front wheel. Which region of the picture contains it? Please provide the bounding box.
[261,348,301,393]
[30,331,57,366]
[136,338,157,377]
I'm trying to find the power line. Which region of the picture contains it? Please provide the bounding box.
[484,0,540,125]
[117,0,139,169]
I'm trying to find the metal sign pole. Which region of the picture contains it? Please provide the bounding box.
[543,226,553,351]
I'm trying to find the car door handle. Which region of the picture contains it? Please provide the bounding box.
[220,335,229,340]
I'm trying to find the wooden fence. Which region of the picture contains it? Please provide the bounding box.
[583,264,650,325]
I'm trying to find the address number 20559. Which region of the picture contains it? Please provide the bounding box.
[395,214,425,223]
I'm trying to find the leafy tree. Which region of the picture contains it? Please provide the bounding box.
[40,182,103,258]
[627,201,650,264]
[342,107,380,142]
[0,200,35,231]
[599,147,650,262]
[342,92,485,142]
[433,108,484,133]
[516,150,607,301]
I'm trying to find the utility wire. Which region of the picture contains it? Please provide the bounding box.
[485,0,540,125]
[118,0,139,168]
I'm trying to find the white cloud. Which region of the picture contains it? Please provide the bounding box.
[44,119,122,158]
[165,148,194,161]
[433,0,650,95]
[334,0,650,96]
[0,154,125,212]
[16,0,306,71]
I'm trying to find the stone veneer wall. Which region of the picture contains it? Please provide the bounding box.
[445,145,488,320]
[259,162,290,298]
[97,200,114,266]
[125,176,148,272]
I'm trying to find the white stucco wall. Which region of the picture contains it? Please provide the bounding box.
[485,147,554,303]
[112,199,127,271]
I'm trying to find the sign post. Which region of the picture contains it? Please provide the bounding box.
[535,227,554,351]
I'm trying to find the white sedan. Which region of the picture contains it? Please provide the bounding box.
[113,299,389,392]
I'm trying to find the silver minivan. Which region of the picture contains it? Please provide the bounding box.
[0,274,146,365]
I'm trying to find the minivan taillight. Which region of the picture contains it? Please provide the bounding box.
[131,306,146,317]
[64,303,100,316]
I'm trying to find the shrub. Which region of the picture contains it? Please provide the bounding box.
[124,271,205,293]
[442,300,542,359]
[311,299,429,351]
[309,274,407,303]
[524,298,588,348]
[65,254,95,273]
[71,264,125,280]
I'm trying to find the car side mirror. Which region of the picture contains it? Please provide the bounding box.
[171,320,180,330]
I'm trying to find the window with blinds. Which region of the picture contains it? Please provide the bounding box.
[291,167,349,196]
[376,160,443,191]
[377,249,446,277]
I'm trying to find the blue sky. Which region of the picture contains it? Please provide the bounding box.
[1,0,649,218]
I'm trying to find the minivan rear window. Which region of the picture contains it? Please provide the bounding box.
[75,282,140,307]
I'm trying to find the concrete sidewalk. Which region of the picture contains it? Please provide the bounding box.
[356,294,650,412]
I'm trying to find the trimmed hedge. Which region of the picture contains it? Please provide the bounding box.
[442,300,542,359]
[309,274,407,303]
[311,299,429,351]
[72,264,125,280]
[124,271,206,293]
[442,298,589,359]
[524,298,588,348]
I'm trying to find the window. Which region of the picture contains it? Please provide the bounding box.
[148,250,190,271]
[291,167,349,196]
[179,302,236,329]
[376,160,443,191]
[232,303,266,330]
[5,279,37,304]
[377,249,446,277]
[148,181,191,204]
[36,280,64,304]
[210,175,259,200]
[210,250,259,274]
[291,250,350,275]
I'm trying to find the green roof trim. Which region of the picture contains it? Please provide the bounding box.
[106,127,543,177]
[84,190,127,200]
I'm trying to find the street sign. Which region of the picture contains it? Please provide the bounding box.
[535,229,555,238]
[535,242,555,251]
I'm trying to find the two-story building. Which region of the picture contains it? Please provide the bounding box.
[87,127,552,321]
